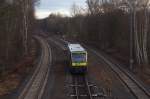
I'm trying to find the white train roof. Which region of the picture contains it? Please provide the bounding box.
[68,44,86,52]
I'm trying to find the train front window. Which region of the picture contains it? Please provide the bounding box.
[71,53,86,62]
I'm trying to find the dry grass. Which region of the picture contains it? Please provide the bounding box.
[136,65,150,86]
[89,63,113,89]
[0,56,34,96]
[0,74,20,95]
[0,40,37,96]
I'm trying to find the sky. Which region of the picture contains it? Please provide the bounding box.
[35,0,87,19]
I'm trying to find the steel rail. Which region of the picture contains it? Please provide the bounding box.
[85,75,93,99]
[87,47,150,99]
[70,75,93,99]
[74,76,79,99]
[103,53,150,97]
[47,38,67,50]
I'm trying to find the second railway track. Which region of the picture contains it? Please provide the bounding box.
[18,36,51,99]
[88,47,150,99]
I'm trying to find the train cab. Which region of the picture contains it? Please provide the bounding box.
[68,44,88,73]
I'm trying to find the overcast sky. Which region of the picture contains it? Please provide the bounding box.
[35,0,87,19]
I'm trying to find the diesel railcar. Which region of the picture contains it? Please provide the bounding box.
[68,44,88,73]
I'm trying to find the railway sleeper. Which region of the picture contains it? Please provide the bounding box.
[70,93,107,97]
[69,84,96,87]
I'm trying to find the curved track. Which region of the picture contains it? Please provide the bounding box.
[18,36,52,99]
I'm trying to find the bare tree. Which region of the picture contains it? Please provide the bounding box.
[86,0,101,14]
[0,0,38,72]
[126,0,149,65]
[71,3,80,16]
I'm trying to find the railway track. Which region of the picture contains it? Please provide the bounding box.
[70,75,94,99]
[65,73,118,99]
[54,37,150,99]
[18,36,51,99]
[87,47,150,99]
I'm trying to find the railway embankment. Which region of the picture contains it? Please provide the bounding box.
[0,38,39,99]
